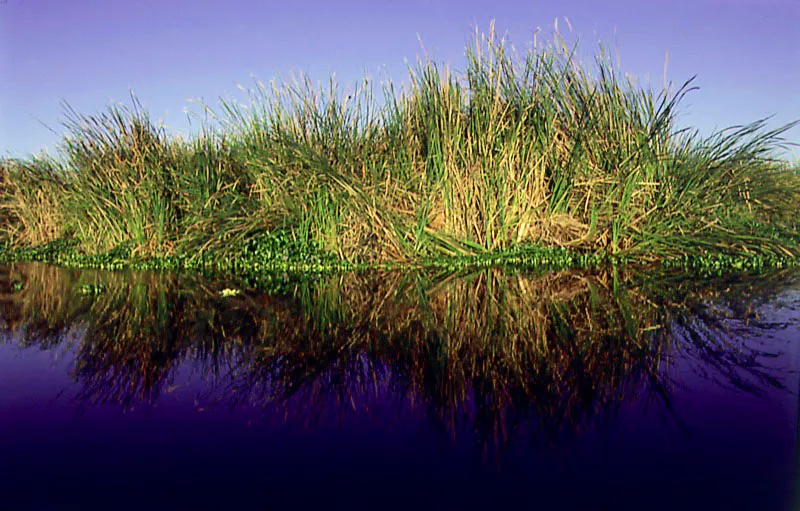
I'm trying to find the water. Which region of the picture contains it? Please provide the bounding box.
[0,263,798,511]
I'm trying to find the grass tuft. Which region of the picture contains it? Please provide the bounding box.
[1,22,798,271]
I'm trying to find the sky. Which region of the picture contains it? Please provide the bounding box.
[1,0,798,160]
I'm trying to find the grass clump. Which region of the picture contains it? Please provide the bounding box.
[1,21,799,272]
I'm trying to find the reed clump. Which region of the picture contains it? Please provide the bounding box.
[1,22,798,268]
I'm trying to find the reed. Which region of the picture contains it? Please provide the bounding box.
[1,22,798,268]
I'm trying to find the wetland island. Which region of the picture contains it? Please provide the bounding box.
[1,24,799,511]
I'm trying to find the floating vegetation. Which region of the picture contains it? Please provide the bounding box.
[0,22,797,276]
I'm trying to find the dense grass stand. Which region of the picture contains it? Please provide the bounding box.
[1,24,798,275]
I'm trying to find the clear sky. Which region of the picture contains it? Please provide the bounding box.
[1,0,798,160]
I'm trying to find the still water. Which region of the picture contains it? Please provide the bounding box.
[0,263,798,510]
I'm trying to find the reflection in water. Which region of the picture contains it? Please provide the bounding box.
[1,264,795,444]
[0,263,797,509]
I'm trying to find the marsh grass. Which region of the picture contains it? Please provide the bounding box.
[1,22,799,267]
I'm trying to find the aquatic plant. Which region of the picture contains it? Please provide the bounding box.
[1,21,798,271]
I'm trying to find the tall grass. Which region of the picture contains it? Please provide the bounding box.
[2,22,798,265]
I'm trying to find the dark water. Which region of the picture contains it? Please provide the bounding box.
[0,263,798,511]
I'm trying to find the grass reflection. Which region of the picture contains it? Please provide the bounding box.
[0,262,794,452]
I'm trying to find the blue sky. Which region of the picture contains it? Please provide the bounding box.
[1,0,798,160]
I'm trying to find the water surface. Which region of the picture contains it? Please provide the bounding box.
[0,263,798,510]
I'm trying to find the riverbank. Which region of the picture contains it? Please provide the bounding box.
[2,24,799,275]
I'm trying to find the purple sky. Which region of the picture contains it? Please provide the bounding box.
[1,0,798,160]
